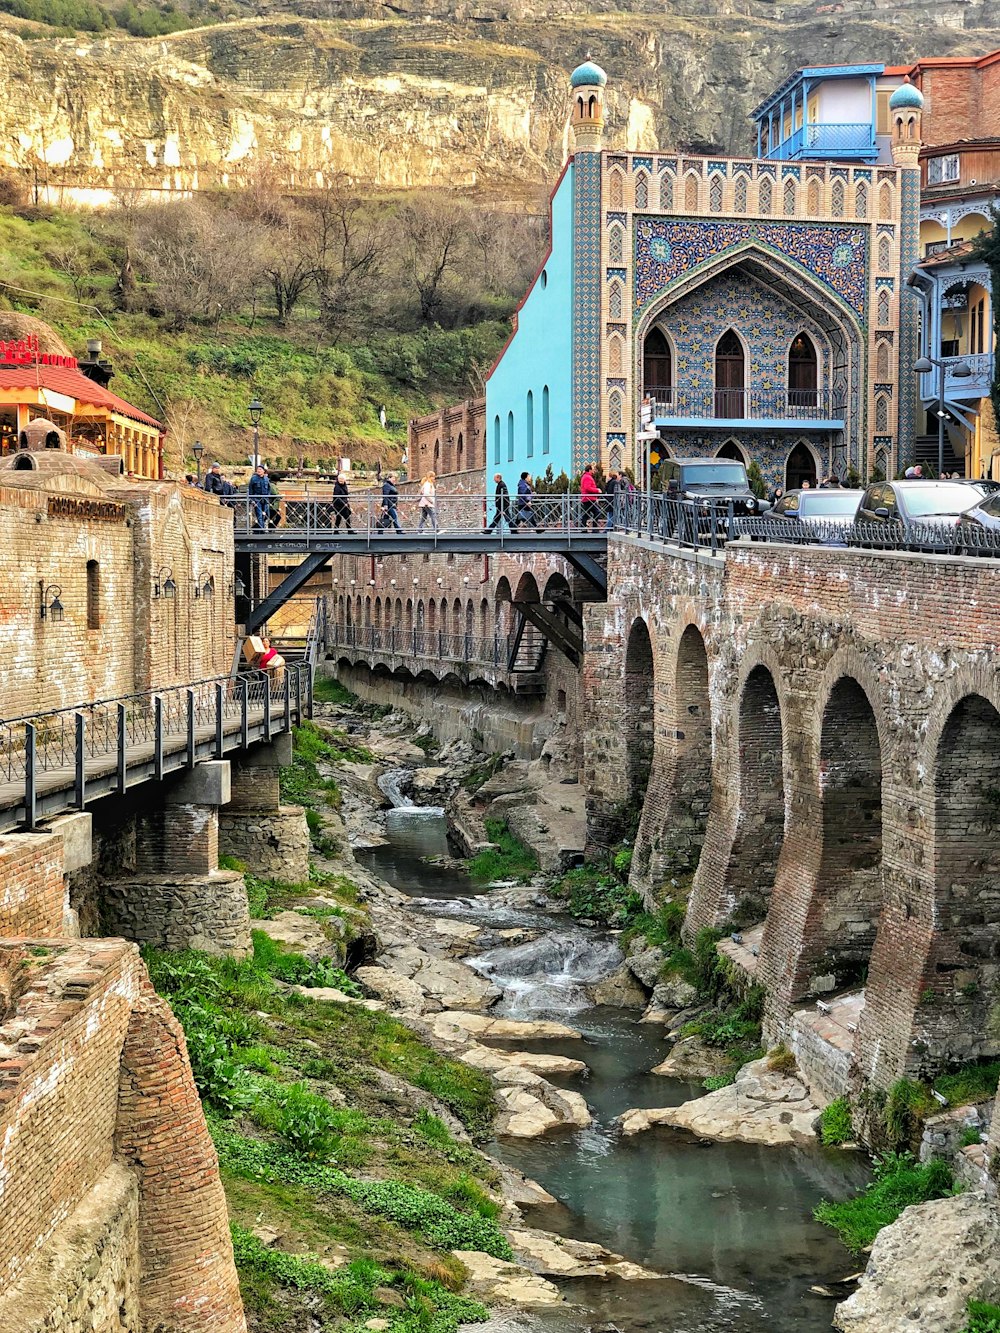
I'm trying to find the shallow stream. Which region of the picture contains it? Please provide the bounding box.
[363,807,870,1332]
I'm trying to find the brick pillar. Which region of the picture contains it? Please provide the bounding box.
[582,603,629,855]
[104,762,251,956]
[116,988,247,1333]
[219,735,310,886]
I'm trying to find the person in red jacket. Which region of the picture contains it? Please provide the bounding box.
[580,464,601,529]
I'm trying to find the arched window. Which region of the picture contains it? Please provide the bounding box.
[526,390,534,458]
[685,173,699,211]
[786,440,817,490]
[709,174,724,213]
[609,171,624,208]
[757,176,772,213]
[643,327,673,400]
[734,175,748,213]
[608,391,623,429]
[715,330,745,418]
[506,410,514,463]
[635,172,648,209]
[608,225,624,264]
[427,599,436,632]
[608,282,623,320]
[831,179,845,218]
[86,559,100,630]
[782,177,796,215]
[879,181,893,219]
[609,335,624,375]
[855,180,868,217]
[807,177,821,216]
[876,340,890,379]
[588,94,597,117]
[788,332,818,407]
[577,96,585,117]
[659,174,674,210]
[542,386,550,454]
[434,438,440,467]
[493,414,500,465]
[877,289,891,326]
[878,233,892,271]
[457,431,464,466]
[717,439,747,464]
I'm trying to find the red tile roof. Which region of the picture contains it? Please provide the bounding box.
[0,362,162,430]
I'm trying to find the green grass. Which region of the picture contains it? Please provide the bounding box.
[819,1097,854,1147]
[966,1300,1000,1332]
[814,1152,954,1253]
[313,677,360,707]
[467,818,538,884]
[935,1060,1000,1108]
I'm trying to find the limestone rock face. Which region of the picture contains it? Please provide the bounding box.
[508,1227,663,1280]
[383,945,501,1011]
[354,965,429,1014]
[492,1064,592,1137]
[4,10,995,201]
[834,1192,1000,1333]
[452,1251,562,1305]
[592,964,648,1008]
[428,1010,582,1042]
[623,1057,819,1145]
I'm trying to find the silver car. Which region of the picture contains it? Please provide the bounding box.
[765,488,865,544]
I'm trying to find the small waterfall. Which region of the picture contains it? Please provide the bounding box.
[377,766,449,857]
[378,767,415,808]
[468,929,623,1018]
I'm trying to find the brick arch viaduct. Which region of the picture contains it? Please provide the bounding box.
[583,534,1000,1102]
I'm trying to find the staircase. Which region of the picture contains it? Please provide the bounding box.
[507,612,547,690]
[913,433,965,477]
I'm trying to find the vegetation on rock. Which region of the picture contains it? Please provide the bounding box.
[467,818,538,883]
[819,1097,854,1147]
[814,1152,954,1253]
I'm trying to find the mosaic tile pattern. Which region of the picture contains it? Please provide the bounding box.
[657,431,832,493]
[896,167,921,469]
[634,218,870,318]
[572,153,604,474]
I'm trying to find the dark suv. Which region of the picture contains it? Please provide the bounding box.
[660,456,760,541]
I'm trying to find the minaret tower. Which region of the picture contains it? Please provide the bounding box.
[889,75,924,167]
[569,56,607,153]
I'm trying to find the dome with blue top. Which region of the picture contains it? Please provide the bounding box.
[889,78,924,111]
[571,59,607,88]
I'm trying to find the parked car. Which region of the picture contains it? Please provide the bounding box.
[853,480,987,551]
[659,456,760,542]
[969,479,1000,496]
[762,488,864,543]
[956,490,1000,554]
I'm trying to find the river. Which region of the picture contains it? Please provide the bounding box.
[358,812,869,1333]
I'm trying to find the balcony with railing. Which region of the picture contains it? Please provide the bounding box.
[917,352,995,403]
[773,122,876,161]
[650,386,844,429]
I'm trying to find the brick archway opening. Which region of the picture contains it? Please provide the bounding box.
[664,624,712,877]
[926,695,1000,1064]
[624,618,654,815]
[810,677,883,995]
[726,665,785,925]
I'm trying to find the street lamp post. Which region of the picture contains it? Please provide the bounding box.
[192,439,204,486]
[913,355,973,478]
[249,398,263,471]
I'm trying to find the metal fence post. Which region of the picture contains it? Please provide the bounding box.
[294,664,302,724]
[74,712,86,810]
[154,695,164,781]
[117,703,127,794]
[284,670,291,733]
[240,679,249,750]
[24,723,36,830]
[215,683,225,759]
[263,676,272,742]
[306,663,314,719]
[186,689,196,768]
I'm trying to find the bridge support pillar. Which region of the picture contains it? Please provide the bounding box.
[581,603,630,857]
[219,737,310,886]
[103,761,252,957]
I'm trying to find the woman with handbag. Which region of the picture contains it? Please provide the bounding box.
[417,471,438,533]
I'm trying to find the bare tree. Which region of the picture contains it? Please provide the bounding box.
[400,198,467,325]
[305,179,385,340]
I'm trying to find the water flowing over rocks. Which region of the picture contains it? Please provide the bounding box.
[834,1192,1000,1333]
[469,931,624,1017]
[622,1058,820,1146]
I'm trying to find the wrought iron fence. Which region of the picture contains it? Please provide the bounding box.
[0,662,311,828]
[326,621,513,670]
[649,386,837,421]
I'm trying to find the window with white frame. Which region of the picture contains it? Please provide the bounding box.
[927,155,959,185]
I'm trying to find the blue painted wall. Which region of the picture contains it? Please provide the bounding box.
[486,165,575,492]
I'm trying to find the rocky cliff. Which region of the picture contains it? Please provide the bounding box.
[2,0,998,200]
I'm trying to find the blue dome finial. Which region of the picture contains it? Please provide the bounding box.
[571,57,607,89]
[889,77,924,111]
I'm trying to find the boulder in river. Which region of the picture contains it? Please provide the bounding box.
[621,1057,819,1145]
[508,1228,663,1280]
[458,1043,587,1077]
[384,944,502,1010]
[492,1065,592,1137]
[429,1011,583,1042]
[651,1036,734,1081]
[626,941,667,989]
[834,1191,1000,1333]
[591,965,649,1009]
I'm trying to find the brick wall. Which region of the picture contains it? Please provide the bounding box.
[0,466,237,721]
[0,832,65,935]
[407,398,486,481]
[918,62,1000,149]
[586,534,1000,1100]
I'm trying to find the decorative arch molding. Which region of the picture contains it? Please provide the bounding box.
[920,670,1000,778]
[716,437,749,464]
[810,650,893,776]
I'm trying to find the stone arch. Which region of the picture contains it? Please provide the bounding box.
[405,598,413,633]
[374,596,382,629]
[804,676,885,995]
[542,571,572,603]
[624,618,655,813]
[716,438,748,464]
[513,571,540,605]
[394,597,403,628]
[479,597,489,644]
[427,598,436,633]
[365,595,372,626]
[662,623,712,877]
[785,439,820,490]
[724,664,787,923]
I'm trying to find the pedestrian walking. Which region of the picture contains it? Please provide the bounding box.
[580,464,601,529]
[248,464,270,529]
[333,472,355,533]
[487,472,511,531]
[203,462,225,494]
[514,472,539,529]
[604,470,620,530]
[267,472,282,529]
[379,473,403,532]
[417,471,438,532]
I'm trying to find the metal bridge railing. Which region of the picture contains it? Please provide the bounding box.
[326,621,514,670]
[612,492,1000,558]
[0,662,312,829]
[228,491,610,539]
